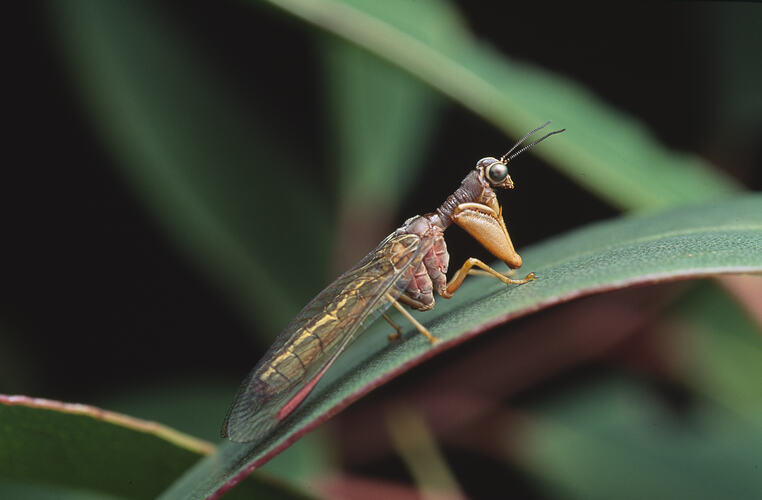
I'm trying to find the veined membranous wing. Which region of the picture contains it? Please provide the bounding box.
[222,230,432,443]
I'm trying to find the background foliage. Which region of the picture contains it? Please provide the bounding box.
[2,1,760,498]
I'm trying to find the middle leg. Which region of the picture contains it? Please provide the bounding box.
[385,293,438,344]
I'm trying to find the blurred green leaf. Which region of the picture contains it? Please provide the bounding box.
[0,395,308,500]
[319,35,442,269]
[698,4,762,135]
[161,195,762,498]
[0,323,37,395]
[97,378,242,444]
[512,378,762,500]
[51,0,331,334]
[671,283,762,428]
[0,482,120,500]
[97,378,337,485]
[321,31,443,209]
[263,0,740,210]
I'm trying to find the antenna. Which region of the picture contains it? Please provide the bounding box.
[500,121,565,163]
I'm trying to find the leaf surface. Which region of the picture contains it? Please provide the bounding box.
[0,396,309,500]
[161,195,762,498]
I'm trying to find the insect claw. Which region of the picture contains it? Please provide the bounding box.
[383,312,404,341]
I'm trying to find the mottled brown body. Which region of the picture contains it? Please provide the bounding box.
[222,122,564,443]
[396,161,523,311]
[396,216,449,311]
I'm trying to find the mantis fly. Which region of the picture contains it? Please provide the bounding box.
[222,121,565,442]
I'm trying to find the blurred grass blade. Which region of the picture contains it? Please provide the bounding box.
[51,1,330,333]
[161,195,762,498]
[322,38,440,209]
[386,405,465,499]
[263,0,740,210]
[671,283,762,428]
[0,395,310,500]
[511,379,762,500]
[320,37,441,268]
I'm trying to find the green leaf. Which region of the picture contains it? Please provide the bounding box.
[50,0,331,333]
[97,378,337,485]
[262,0,740,210]
[161,195,762,498]
[319,34,442,270]
[0,482,121,500]
[671,283,762,428]
[512,378,762,500]
[321,38,441,209]
[0,395,309,500]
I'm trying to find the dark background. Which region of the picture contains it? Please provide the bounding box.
[3,1,760,496]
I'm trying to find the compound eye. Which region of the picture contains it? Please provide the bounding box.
[476,157,498,170]
[486,161,509,184]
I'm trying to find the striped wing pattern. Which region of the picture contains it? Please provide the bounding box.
[222,230,429,443]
